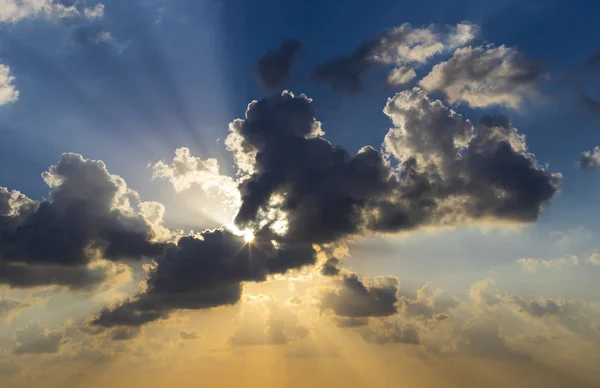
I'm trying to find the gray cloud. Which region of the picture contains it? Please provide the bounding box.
[0,154,168,290]
[321,274,399,318]
[93,228,316,327]
[359,321,420,345]
[510,296,564,318]
[257,39,302,89]
[11,322,65,355]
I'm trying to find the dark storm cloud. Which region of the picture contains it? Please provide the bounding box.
[0,153,167,288]
[579,146,600,170]
[0,262,111,289]
[227,89,560,247]
[93,228,316,327]
[227,91,397,244]
[257,39,302,89]
[321,274,399,318]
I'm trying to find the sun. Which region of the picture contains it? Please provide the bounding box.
[243,230,255,244]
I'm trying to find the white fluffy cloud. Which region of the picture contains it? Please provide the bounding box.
[0,0,80,22]
[373,23,479,65]
[0,64,18,105]
[579,146,600,171]
[386,66,416,86]
[420,45,541,108]
[150,147,240,206]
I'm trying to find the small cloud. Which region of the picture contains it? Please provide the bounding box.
[180,330,202,340]
[579,146,600,171]
[0,64,19,105]
[587,252,600,266]
[84,3,105,20]
[517,256,579,272]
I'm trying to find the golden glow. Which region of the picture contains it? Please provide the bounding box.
[244,230,255,244]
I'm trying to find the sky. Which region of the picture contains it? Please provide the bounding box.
[1,0,600,387]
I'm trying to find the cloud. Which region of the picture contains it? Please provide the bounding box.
[321,274,399,318]
[151,147,239,205]
[509,295,564,318]
[517,256,579,272]
[359,320,420,345]
[0,297,43,323]
[0,0,79,22]
[399,285,459,320]
[179,330,201,340]
[256,39,302,89]
[382,89,561,226]
[84,3,104,20]
[579,146,600,171]
[110,326,141,341]
[0,64,19,105]
[587,253,600,266]
[0,153,168,289]
[92,228,316,327]
[313,23,477,92]
[419,44,542,108]
[11,322,65,355]
[386,66,416,86]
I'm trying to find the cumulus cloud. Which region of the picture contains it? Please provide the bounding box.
[517,256,579,272]
[419,45,542,108]
[313,23,477,92]
[151,147,240,205]
[321,274,399,318]
[0,0,80,22]
[229,90,560,249]
[0,153,168,289]
[256,39,302,89]
[579,146,600,171]
[382,89,560,227]
[399,285,459,319]
[0,64,19,105]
